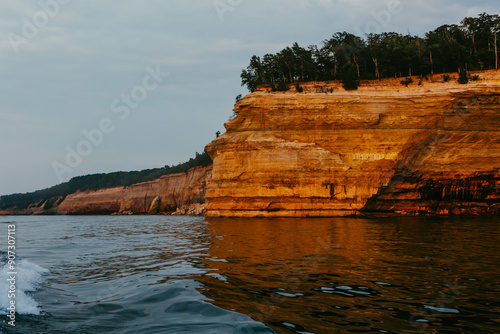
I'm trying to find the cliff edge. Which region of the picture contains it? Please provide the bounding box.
[205,71,500,217]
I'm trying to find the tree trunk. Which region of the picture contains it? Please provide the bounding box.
[430,51,434,76]
[353,55,360,78]
[372,57,380,80]
[495,30,498,70]
[301,59,304,81]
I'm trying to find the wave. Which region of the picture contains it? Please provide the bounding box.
[0,255,49,316]
[56,280,277,334]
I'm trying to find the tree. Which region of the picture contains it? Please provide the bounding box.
[341,63,359,90]
[239,13,500,92]
[492,16,500,69]
[461,16,480,54]
[241,55,263,92]
[458,67,469,84]
[367,33,383,80]
[323,32,365,80]
[377,32,406,78]
[462,13,499,69]
[276,47,295,84]
[426,25,468,73]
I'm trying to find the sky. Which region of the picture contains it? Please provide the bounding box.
[0,0,498,195]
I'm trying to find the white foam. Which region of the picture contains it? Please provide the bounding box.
[375,282,392,286]
[0,259,49,315]
[276,292,297,298]
[423,305,460,314]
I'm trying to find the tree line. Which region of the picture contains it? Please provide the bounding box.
[241,13,500,92]
[0,151,212,210]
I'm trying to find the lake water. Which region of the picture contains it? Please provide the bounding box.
[0,216,499,333]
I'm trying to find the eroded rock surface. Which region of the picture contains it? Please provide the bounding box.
[205,74,500,217]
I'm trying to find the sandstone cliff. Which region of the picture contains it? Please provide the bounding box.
[51,165,212,215]
[205,71,500,217]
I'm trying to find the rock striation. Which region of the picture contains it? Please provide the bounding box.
[205,72,500,217]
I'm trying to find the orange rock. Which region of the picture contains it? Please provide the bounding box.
[205,71,500,217]
[57,166,212,215]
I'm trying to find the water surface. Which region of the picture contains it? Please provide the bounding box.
[0,216,498,333]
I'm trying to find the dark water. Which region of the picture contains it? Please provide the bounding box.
[0,216,499,333]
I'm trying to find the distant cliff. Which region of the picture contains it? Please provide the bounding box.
[58,166,212,215]
[2,166,212,215]
[205,71,500,217]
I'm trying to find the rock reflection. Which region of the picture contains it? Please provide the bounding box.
[199,217,500,334]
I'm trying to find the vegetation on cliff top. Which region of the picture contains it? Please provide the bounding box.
[0,151,212,210]
[241,13,500,92]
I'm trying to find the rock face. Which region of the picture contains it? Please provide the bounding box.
[57,166,212,215]
[205,72,500,217]
[148,197,161,215]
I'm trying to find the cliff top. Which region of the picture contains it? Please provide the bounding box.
[252,70,500,98]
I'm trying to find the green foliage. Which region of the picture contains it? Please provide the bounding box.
[228,111,237,121]
[470,75,481,81]
[458,68,469,84]
[295,83,304,92]
[442,74,452,82]
[401,77,414,87]
[0,152,213,211]
[271,82,290,92]
[163,151,212,174]
[241,55,264,92]
[341,64,359,90]
[240,13,500,92]
[235,94,242,103]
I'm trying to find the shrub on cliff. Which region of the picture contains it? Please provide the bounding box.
[401,77,414,87]
[442,74,452,82]
[271,82,290,92]
[458,68,469,84]
[341,64,359,91]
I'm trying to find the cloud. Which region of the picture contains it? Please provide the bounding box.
[149,57,200,65]
[0,112,30,122]
[188,38,287,55]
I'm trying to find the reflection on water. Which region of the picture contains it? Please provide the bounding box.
[0,216,498,334]
[201,217,500,334]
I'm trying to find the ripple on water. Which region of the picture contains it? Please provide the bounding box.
[314,284,379,297]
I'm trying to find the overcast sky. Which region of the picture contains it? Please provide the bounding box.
[0,0,498,195]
